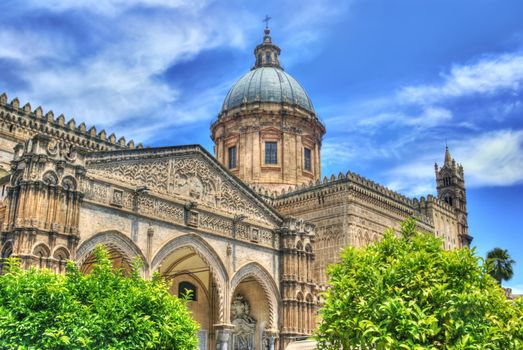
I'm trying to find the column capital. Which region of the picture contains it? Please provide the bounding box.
[214,324,234,350]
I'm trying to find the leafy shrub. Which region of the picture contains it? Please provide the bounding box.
[317,218,523,350]
[0,246,198,350]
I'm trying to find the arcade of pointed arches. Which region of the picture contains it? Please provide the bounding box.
[73,230,281,350]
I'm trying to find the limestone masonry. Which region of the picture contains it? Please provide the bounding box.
[0,27,472,350]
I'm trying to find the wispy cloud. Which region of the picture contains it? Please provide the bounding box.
[382,129,523,197]
[0,28,73,63]
[358,106,453,128]
[23,0,208,16]
[455,129,523,187]
[320,46,523,194]
[1,0,345,144]
[1,2,253,142]
[398,52,523,105]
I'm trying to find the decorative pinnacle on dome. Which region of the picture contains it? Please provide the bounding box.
[253,15,282,69]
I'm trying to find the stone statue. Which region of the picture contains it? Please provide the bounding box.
[231,295,256,350]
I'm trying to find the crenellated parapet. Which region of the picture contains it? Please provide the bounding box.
[270,170,417,216]
[414,194,454,215]
[0,92,143,169]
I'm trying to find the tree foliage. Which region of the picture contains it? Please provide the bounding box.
[317,218,523,350]
[0,246,198,350]
[486,247,515,285]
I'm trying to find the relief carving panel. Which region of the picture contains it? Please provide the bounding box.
[88,156,273,224]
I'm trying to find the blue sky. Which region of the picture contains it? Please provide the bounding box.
[1,0,522,291]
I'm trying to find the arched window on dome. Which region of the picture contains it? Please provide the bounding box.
[257,53,262,66]
[265,51,271,64]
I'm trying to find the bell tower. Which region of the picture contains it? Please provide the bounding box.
[435,146,472,247]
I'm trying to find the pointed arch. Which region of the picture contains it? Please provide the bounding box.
[52,246,70,260]
[32,242,51,256]
[230,262,281,331]
[76,230,146,269]
[32,242,51,268]
[1,240,13,258]
[151,234,228,323]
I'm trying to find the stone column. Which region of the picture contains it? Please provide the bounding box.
[214,324,234,350]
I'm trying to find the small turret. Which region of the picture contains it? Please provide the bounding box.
[253,17,281,69]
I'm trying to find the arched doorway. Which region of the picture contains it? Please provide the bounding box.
[152,235,228,350]
[230,263,280,350]
[157,246,217,350]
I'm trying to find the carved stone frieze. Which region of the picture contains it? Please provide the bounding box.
[81,180,110,203]
[87,156,274,225]
[199,212,233,236]
[137,195,185,224]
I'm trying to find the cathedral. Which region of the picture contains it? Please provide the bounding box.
[0,26,472,350]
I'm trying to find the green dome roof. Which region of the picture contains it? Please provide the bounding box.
[221,67,315,113]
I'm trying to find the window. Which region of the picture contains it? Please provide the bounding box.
[257,53,262,65]
[178,281,197,301]
[443,194,453,207]
[265,142,278,164]
[304,148,312,171]
[228,146,237,169]
[265,52,271,64]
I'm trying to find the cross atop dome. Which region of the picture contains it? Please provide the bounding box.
[263,15,272,28]
[253,17,282,69]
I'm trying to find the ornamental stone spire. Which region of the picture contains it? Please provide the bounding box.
[253,18,282,69]
[444,144,452,166]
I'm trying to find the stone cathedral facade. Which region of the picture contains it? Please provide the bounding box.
[0,27,472,350]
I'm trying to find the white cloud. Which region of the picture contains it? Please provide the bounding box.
[382,129,523,197]
[455,129,523,187]
[384,158,437,197]
[358,106,452,128]
[24,0,208,16]
[3,4,253,143]
[2,0,346,144]
[0,29,72,63]
[399,52,523,105]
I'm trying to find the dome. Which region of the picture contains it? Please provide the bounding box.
[221,67,315,113]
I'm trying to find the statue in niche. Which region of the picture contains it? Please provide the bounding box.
[231,295,256,350]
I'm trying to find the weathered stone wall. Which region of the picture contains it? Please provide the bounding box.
[211,102,325,191]
[272,171,444,288]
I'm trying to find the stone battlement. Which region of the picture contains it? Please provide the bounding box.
[414,194,455,213]
[252,170,415,208]
[0,92,142,152]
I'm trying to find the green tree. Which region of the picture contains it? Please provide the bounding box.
[0,245,198,350]
[317,218,523,350]
[486,247,515,285]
